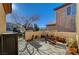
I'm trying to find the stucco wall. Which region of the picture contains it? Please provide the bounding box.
[56,4,76,32]
[76,4,79,48]
[76,4,79,33]
[0,4,6,33]
[53,32,76,39]
[46,30,76,39]
[46,25,57,31]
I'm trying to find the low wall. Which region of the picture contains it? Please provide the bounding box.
[25,31,43,41]
[53,32,76,39]
[25,31,77,40]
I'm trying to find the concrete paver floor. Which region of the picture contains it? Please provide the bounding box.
[18,38,66,55]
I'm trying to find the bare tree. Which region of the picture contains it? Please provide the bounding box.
[23,15,39,29]
[10,11,40,30]
[10,12,24,25]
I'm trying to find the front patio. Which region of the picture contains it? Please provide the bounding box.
[18,38,66,55]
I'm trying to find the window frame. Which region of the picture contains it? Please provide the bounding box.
[67,6,72,15]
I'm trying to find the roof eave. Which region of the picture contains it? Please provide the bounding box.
[2,3,12,14]
[54,3,72,11]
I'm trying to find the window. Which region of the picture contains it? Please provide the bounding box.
[67,4,76,15]
[72,4,76,15]
[67,6,71,15]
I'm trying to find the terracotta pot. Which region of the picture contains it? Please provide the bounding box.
[68,48,77,54]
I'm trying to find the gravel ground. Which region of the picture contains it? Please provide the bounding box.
[18,38,66,55]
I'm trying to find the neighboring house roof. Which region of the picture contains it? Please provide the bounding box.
[54,3,72,11]
[46,23,56,26]
[2,3,12,14]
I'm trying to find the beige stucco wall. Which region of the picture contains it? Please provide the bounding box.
[0,4,6,33]
[76,4,79,48]
[76,4,79,33]
[46,25,56,31]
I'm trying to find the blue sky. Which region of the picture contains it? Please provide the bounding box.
[7,3,63,28]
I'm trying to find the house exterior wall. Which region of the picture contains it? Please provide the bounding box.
[76,4,79,33]
[46,25,56,31]
[56,4,76,32]
[76,4,79,47]
[0,4,6,33]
